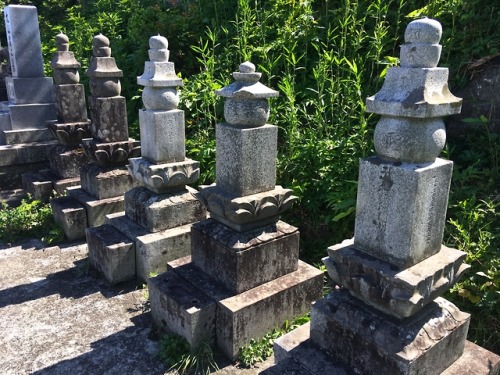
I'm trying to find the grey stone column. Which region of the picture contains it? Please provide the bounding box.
[147,61,323,361]
[270,19,500,375]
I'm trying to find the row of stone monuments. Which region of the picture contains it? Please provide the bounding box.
[0,5,498,373]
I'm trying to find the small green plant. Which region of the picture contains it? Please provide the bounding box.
[238,313,310,368]
[0,196,63,245]
[158,334,219,375]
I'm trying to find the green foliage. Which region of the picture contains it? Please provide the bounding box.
[238,314,310,368]
[0,196,63,245]
[444,125,500,353]
[158,334,218,375]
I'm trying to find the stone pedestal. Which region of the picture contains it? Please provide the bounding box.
[148,61,323,361]
[22,33,92,200]
[51,34,139,239]
[0,5,57,189]
[271,19,500,375]
[86,35,206,285]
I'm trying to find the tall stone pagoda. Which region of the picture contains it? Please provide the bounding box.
[86,35,206,285]
[270,19,500,375]
[148,61,323,360]
[0,5,57,190]
[22,32,91,200]
[51,34,140,240]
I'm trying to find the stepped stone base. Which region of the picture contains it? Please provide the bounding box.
[271,322,500,375]
[68,187,125,227]
[50,196,87,241]
[86,212,195,284]
[2,128,54,144]
[22,169,80,201]
[149,256,323,360]
[80,164,140,200]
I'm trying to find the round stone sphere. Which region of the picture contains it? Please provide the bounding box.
[374,116,446,163]
[404,18,442,44]
[142,86,179,110]
[53,68,79,84]
[400,44,441,68]
[90,77,121,97]
[224,98,269,127]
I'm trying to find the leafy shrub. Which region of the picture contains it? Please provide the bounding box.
[0,197,63,245]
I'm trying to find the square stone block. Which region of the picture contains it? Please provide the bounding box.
[324,239,470,318]
[68,187,125,227]
[86,224,135,284]
[52,177,80,195]
[9,103,57,129]
[139,109,185,163]
[6,77,54,104]
[125,186,206,232]
[4,5,45,78]
[80,164,138,200]
[50,196,87,240]
[136,224,192,282]
[89,96,129,142]
[49,146,89,179]
[4,128,54,144]
[310,289,470,375]
[54,84,88,123]
[216,123,277,196]
[148,270,218,348]
[354,157,453,268]
[191,219,300,293]
[21,172,53,201]
[216,261,324,360]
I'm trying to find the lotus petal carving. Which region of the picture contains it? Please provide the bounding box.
[82,139,140,167]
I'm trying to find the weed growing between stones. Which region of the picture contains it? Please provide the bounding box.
[238,313,310,368]
[159,334,218,375]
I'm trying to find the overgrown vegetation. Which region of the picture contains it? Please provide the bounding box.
[158,334,219,375]
[0,196,63,244]
[0,0,498,354]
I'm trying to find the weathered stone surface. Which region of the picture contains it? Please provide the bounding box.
[52,176,80,195]
[124,186,206,232]
[47,121,92,146]
[197,184,297,232]
[273,323,500,375]
[366,68,461,119]
[3,128,54,145]
[86,224,135,284]
[50,195,87,240]
[310,289,470,375]
[54,84,88,123]
[139,109,185,163]
[89,96,129,142]
[136,224,192,282]
[354,157,453,268]
[191,219,300,294]
[0,159,48,190]
[0,140,58,167]
[49,146,89,179]
[4,5,45,78]
[68,187,125,227]
[149,270,218,348]
[21,171,53,201]
[8,103,57,130]
[216,123,277,196]
[217,261,324,360]
[82,138,140,167]
[80,163,139,200]
[128,157,199,194]
[324,239,470,318]
[5,76,54,104]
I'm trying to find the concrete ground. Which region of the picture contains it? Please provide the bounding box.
[0,239,275,375]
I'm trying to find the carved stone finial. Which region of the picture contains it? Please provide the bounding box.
[217,61,279,127]
[137,34,182,110]
[55,32,69,52]
[92,33,111,57]
[51,33,81,84]
[400,18,443,69]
